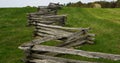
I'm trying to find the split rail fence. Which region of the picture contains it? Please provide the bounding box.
[19,3,120,63]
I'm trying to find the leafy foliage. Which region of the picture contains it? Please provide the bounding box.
[66,0,120,8]
[116,0,120,7]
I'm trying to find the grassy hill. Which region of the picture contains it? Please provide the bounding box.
[0,7,120,63]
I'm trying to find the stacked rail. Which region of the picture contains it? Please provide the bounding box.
[19,3,120,63]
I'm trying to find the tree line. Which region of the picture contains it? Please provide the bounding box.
[66,0,120,8]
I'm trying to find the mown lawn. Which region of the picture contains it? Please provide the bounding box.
[0,7,120,63]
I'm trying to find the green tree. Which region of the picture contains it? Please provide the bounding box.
[116,0,120,7]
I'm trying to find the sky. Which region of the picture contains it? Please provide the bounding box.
[0,0,117,8]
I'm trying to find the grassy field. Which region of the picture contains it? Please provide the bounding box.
[0,7,120,63]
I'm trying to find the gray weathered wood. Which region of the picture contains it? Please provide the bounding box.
[36,23,90,31]
[32,45,120,61]
[28,15,67,26]
[31,54,99,63]
[57,35,88,47]
[35,28,72,37]
[34,23,94,46]
[47,3,62,10]
[37,8,57,15]
[61,40,87,48]
[30,59,63,63]
[19,36,58,48]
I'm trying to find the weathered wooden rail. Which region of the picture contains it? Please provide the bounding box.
[32,45,120,60]
[19,44,120,63]
[31,54,97,63]
[27,3,63,26]
[37,3,62,12]
[33,23,94,45]
[28,14,67,26]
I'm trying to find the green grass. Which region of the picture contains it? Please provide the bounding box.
[0,7,120,63]
[0,7,36,63]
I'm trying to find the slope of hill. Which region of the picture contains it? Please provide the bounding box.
[0,7,120,63]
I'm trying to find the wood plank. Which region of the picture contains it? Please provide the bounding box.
[57,35,87,47]
[19,34,68,49]
[40,15,67,17]
[62,40,87,48]
[32,45,120,61]
[35,32,53,37]
[29,17,65,21]
[28,14,66,26]
[30,59,63,63]
[31,54,99,63]
[36,23,90,32]
[36,28,72,38]
[19,37,56,49]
